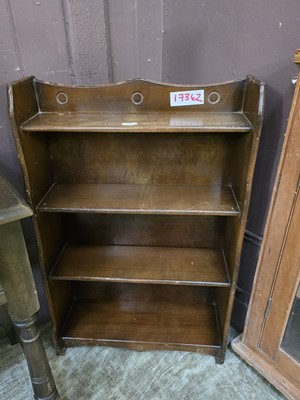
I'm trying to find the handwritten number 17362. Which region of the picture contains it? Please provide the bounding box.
[170,90,205,107]
[174,92,202,103]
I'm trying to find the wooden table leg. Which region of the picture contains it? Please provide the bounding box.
[14,313,59,400]
[0,221,60,400]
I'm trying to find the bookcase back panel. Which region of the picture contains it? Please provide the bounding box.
[35,79,245,113]
[49,132,244,186]
[63,214,226,249]
[72,281,211,303]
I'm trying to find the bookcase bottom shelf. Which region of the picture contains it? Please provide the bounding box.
[60,284,221,354]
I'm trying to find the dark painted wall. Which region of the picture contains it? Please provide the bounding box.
[1,0,299,326]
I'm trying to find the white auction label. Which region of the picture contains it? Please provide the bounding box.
[170,90,205,107]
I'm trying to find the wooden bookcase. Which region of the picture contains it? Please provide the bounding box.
[8,76,264,364]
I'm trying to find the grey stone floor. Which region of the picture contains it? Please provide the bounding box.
[0,324,285,400]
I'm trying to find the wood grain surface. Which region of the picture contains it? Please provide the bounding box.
[37,183,240,216]
[22,111,251,133]
[51,245,230,286]
[62,284,220,351]
[8,76,264,362]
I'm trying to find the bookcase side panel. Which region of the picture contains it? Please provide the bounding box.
[216,79,265,350]
[8,79,73,351]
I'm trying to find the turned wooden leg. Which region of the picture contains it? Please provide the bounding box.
[14,313,59,400]
[0,221,60,399]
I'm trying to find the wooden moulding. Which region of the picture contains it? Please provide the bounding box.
[232,337,300,400]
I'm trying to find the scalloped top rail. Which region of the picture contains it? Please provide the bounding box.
[9,76,264,133]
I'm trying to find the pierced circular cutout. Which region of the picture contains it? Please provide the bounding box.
[208,91,221,105]
[131,91,144,105]
[56,91,68,105]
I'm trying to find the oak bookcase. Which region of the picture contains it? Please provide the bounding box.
[8,76,264,364]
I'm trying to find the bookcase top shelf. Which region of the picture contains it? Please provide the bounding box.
[21,111,251,133]
[10,75,258,134]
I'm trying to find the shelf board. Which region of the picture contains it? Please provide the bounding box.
[37,183,240,216]
[51,245,230,287]
[21,111,252,133]
[62,286,221,351]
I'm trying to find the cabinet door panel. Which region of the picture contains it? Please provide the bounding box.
[260,188,300,383]
[242,77,300,350]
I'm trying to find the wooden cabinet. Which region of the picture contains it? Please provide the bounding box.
[232,50,300,398]
[8,76,264,364]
